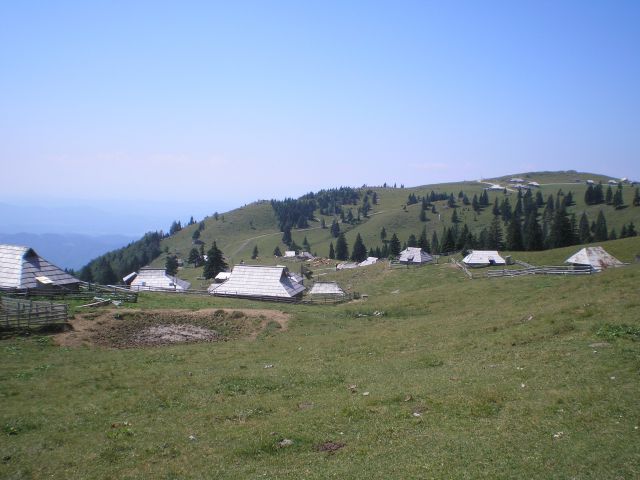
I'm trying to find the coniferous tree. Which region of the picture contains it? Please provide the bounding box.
[335,233,349,260]
[506,214,524,250]
[578,212,592,244]
[462,193,470,206]
[487,216,505,250]
[633,187,640,207]
[605,185,613,204]
[302,236,310,251]
[328,242,335,259]
[320,218,326,229]
[420,209,427,222]
[407,234,418,247]
[451,209,459,224]
[492,198,500,216]
[188,248,201,266]
[192,229,201,241]
[613,186,624,209]
[441,228,456,253]
[282,226,292,245]
[372,192,378,204]
[330,219,340,238]
[419,226,430,252]
[203,242,228,279]
[501,198,512,223]
[594,210,608,241]
[273,245,282,257]
[523,210,543,251]
[351,233,367,262]
[548,207,574,248]
[251,245,259,259]
[627,222,637,237]
[594,182,604,204]
[380,227,387,242]
[389,233,401,256]
[165,255,179,276]
[431,231,439,254]
[472,194,480,212]
[609,228,617,240]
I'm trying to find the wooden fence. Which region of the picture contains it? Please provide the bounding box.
[2,282,138,303]
[1,297,68,329]
[486,265,594,278]
[451,258,474,279]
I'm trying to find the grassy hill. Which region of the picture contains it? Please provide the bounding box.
[2,237,639,478]
[155,171,638,285]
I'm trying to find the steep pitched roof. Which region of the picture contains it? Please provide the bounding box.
[462,250,506,266]
[0,244,79,289]
[129,267,191,291]
[565,247,623,271]
[399,247,433,264]
[212,265,305,299]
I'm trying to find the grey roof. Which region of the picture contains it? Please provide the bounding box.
[129,267,191,291]
[122,272,137,284]
[399,247,433,264]
[309,282,345,296]
[463,250,506,266]
[0,244,80,290]
[211,265,305,299]
[297,252,315,260]
[565,246,623,271]
[359,256,378,266]
[336,262,359,270]
[289,272,304,284]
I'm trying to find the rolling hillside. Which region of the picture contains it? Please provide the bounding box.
[152,171,638,285]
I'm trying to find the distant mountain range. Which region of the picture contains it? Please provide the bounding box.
[0,232,138,270]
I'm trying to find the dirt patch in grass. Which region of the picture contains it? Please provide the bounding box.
[54,308,290,348]
[315,441,346,453]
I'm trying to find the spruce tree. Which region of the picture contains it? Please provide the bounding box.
[627,221,637,236]
[594,210,608,241]
[165,255,179,276]
[487,216,505,250]
[351,233,367,262]
[328,242,335,259]
[251,245,259,259]
[203,242,228,279]
[431,231,440,254]
[321,218,326,229]
[188,248,200,266]
[613,187,624,209]
[451,209,459,224]
[605,185,613,204]
[273,245,282,256]
[407,234,418,247]
[578,212,591,244]
[419,226,430,252]
[506,214,524,251]
[282,226,292,245]
[420,209,427,222]
[335,233,349,260]
[441,228,456,253]
[389,233,401,256]
[330,219,340,238]
[523,210,543,251]
[633,187,640,207]
[548,207,574,248]
[380,227,387,242]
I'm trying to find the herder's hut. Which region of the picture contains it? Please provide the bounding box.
[283,251,296,258]
[565,246,623,272]
[309,282,345,298]
[0,244,80,292]
[398,247,433,265]
[462,250,506,267]
[129,267,191,291]
[210,265,305,302]
[359,257,378,267]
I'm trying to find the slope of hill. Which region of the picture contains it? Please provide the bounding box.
[152,171,638,285]
[3,238,640,478]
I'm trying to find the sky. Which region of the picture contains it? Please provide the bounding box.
[1,0,639,233]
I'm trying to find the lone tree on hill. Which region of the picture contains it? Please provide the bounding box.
[203,242,228,279]
[335,233,349,260]
[251,245,259,259]
[273,245,282,257]
[165,255,179,276]
[351,233,367,262]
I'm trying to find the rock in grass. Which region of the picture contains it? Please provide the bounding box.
[278,438,294,448]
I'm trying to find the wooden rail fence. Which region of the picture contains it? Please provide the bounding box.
[451,258,474,279]
[486,265,593,278]
[1,297,68,329]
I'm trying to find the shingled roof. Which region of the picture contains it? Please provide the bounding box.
[398,247,433,264]
[565,246,623,271]
[0,244,80,290]
[129,267,191,291]
[211,265,304,300]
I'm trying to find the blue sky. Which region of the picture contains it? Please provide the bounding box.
[1,0,639,215]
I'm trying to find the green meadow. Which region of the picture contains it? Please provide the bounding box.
[2,236,639,478]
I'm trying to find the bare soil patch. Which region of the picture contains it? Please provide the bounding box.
[55,308,289,348]
[315,441,346,453]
